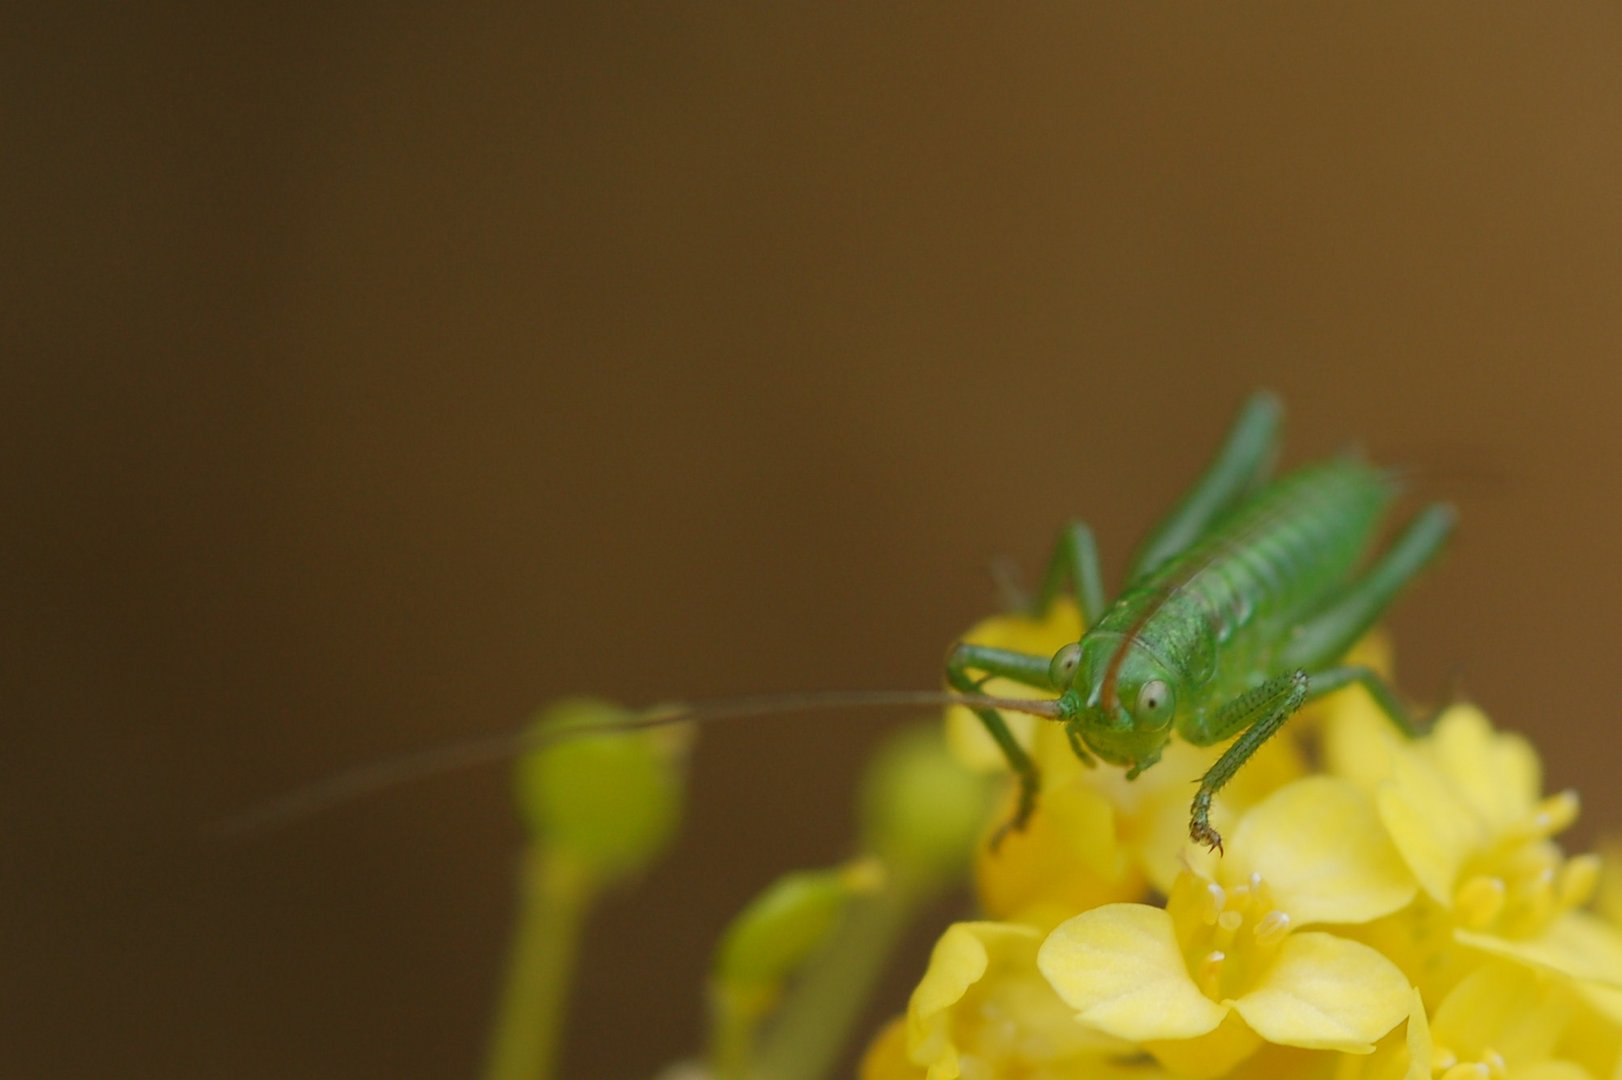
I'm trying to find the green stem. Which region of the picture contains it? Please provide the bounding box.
[751,885,918,1080]
[710,983,772,1080]
[484,848,595,1080]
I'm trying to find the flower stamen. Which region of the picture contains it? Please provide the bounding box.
[1557,852,1600,909]
[1453,874,1506,929]
[1252,909,1291,947]
[1195,949,1226,999]
[1525,790,1579,839]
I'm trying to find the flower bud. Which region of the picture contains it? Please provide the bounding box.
[860,723,992,891]
[513,697,689,884]
[712,859,883,1002]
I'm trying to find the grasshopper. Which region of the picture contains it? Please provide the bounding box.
[948,391,1453,851]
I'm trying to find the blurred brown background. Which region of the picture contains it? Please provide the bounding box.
[8,6,1622,1077]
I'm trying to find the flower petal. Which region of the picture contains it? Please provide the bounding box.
[1228,776,1415,925]
[910,922,1001,1023]
[1322,987,1432,1080]
[1143,1012,1264,1079]
[1454,910,1622,990]
[906,922,1025,1075]
[1577,979,1622,1025]
[1430,961,1571,1066]
[1428,705,1542,829]
[1377,752,1482,904]
[907,920,1132,1078]
[1231,931,1410,1051]
[975,777,1138,924]
[1038,904,1227,1041]
[1514,1064,1597,1080]
[1322,686,1409,791]
[1400,987,1433,1080]
[859,1016,923,1080]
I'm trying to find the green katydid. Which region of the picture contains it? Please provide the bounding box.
[948,390,1453,852]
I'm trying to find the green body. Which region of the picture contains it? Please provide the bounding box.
[948,392,1455,851]
[1066,460,1391,769]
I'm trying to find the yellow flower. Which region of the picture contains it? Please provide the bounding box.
[1006,726,1307,909]
[1425,960,1589,1079]
[1037,776,1415,1078]
[889,921,1158,1080]
[870,611,1622,1079]
[1328,703,1622,991]
[971,758,1143,926]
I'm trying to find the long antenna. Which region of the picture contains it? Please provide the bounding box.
[212,689,1063,837]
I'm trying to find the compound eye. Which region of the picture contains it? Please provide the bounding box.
[1048,643,1084,689]
[1135,679,1175,727]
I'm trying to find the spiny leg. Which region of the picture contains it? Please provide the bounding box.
[1126,390,1283,585]
[1189,670,1309,854]
[1190,663,1437,854]
[1281,502,1455,671]
[946,642,1072,848]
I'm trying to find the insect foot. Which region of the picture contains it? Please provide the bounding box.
[987,773,1039,853]
[1190,790,1224,855]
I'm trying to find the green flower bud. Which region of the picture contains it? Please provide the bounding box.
[712,859,884,999]
[859,723,991,892]
[513,698,689,885]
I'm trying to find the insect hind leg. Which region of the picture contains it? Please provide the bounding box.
[1281,502,1456,672]
[1126,390,1283,585]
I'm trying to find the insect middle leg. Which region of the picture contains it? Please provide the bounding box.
[1301,664,1427,735]
[1032,520,1106,625]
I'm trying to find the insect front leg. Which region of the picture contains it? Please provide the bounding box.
[1187,670,1310,853]
[1187,665,1433,854]
[945,643,1072,849]
[947,518,1107,846]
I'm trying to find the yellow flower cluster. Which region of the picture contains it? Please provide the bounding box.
[863,602,1622,1080]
